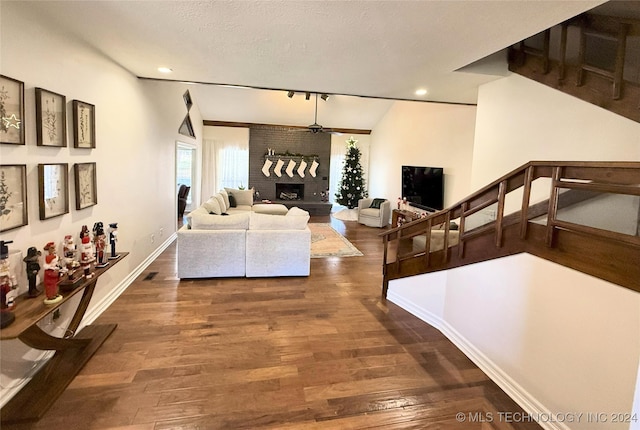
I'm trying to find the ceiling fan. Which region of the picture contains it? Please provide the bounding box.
[292,93,341,135]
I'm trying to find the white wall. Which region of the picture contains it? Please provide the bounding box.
[0,2,201,404]
[389,73,640,430]
[471,74,640,189]
[369,101,477,209]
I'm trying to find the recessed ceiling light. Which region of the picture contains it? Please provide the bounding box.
[415,88,428,96]
[158,67,173,73]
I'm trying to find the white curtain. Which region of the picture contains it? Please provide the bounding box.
[329,137,370,204]
[201,139,216,201]
[201,138,249,201]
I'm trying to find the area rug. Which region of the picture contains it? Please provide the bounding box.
[309,223,363,258]
[331,207,358,221]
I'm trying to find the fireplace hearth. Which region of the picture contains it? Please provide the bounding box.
[276,183,304,200]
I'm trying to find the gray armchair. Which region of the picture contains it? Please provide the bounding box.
[357,198,391,228]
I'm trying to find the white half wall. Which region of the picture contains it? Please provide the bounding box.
[389,255,640,430]
[369,101,477,209]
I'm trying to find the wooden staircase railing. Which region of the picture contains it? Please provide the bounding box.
[380,161,640,298]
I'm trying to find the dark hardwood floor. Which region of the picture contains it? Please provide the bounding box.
[5,214,541,429]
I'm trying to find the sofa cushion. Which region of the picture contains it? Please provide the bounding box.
[185,206,209,227]
[253,203,288,215]
[225,187,254,206]
[250,210,309,230]
[202,197,223,215]
[219,189,231,209]
[286,206,309,217]
[191,212,250,230]
[359,207,381,217]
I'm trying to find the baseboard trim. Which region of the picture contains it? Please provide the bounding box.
[81,233,177,327]
[387,290,569,430]
[0,233,177,410]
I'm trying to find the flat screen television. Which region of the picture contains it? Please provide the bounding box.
[401,166,444,211]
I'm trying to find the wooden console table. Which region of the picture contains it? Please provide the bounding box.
[392,209,421,228]
[0,252,128,424]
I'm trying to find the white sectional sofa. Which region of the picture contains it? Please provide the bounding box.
[177,188,311,279]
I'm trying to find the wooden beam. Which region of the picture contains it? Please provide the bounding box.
[204,120,371,135]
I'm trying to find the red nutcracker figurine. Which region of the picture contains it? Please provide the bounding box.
[1,241,17,328]
[43,242,63,305]
[80,225,95,279]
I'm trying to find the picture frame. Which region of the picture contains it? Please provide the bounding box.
[0,164,28,232]
[35,87,67,147]
[73,162,97,210]
[179,114,196,138]
[183,90,193,111]
[0,75,25,145]
[38,163,69,220]
[72,100,95,148]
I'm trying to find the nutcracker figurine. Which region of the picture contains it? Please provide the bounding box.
[23,246,42,298]
[108,223,119,260]
[42,242,63,305]
[0,241,17,328]
[80,225,95,279]
[60,235,82,290]
[93,222,108,268]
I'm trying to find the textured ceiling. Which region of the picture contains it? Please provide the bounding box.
[14,0,607,128]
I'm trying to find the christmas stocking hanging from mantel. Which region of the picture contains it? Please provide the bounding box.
[261,158,273,177]
[297,159,307,178]
[285,159,296,178]
[309,160,319,178]
[274,158,284,177]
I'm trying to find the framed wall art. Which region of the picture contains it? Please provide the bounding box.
[35,87,67,147]
[0,164,28,232]
[74,162,97,210]
[38,163,69,220]
[0,75,25,145]
[72,100,95,148]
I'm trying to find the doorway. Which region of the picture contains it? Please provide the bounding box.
[176,142,196,223]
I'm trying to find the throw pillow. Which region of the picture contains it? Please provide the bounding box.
[203,197,222,215]
[369,198,386,209]
[213,193,227,213]
[228,194,237,208]
[225,187,254,206]
[219,189,231,209]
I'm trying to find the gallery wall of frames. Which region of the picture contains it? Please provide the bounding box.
[1,75,98,233]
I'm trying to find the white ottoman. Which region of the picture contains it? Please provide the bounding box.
[252,203,289,215]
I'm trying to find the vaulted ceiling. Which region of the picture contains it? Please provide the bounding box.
[15,0,609,129]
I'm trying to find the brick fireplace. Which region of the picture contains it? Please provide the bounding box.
[248,125,332,214]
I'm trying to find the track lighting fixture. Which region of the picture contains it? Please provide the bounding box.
[286,91,330,101]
